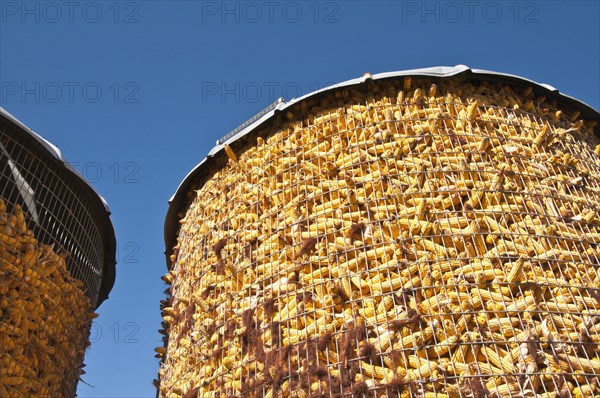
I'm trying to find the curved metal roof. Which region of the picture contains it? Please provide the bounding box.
[0,107,116,308]
[164,65,600,266]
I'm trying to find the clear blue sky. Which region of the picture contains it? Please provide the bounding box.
[0,1,598,397]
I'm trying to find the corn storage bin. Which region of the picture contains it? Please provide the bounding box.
[161,66,600,398]
[0,108,116,397]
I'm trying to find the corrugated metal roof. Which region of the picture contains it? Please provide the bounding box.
[0,108,112,213]
[164,65,600,266]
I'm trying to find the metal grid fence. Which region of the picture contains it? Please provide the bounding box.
[0,125,106,303]
[0,115,114,397]
[159,77,600,398]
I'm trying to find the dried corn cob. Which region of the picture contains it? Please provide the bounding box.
[0,200,94,397]
[160,77,600,398]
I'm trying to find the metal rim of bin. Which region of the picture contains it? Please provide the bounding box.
[164,64,600,266]
[0,107,116,308]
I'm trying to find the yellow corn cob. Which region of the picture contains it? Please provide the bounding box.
[160,79,600,397]
[0,200,93,397]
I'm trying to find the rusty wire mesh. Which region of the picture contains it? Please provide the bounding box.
[160,77,600,398]
[0,119,109,397]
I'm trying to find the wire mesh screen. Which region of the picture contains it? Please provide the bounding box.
[159,77,600,398]
[0,120,106,397]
